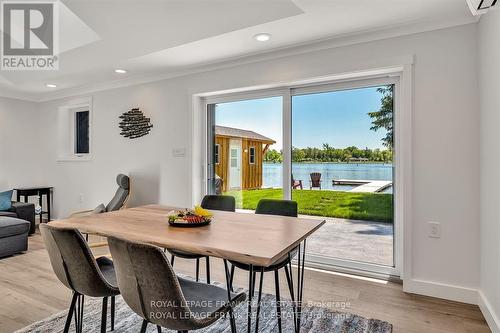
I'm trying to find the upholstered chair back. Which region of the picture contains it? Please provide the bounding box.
[255,199,298,217]
[106,174,130,212]
[108,236,195,331]
[40,224,117,297]
[200,195,235,212]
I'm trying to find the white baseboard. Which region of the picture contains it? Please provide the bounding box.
[404,280,499,332]
[478,290,500,333]
[403,278,478,304]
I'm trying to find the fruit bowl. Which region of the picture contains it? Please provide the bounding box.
[167,206,212,227]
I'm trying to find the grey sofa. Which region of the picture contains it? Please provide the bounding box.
[0,217,30,258]
[0,202,34,258]
[0,202,36,234]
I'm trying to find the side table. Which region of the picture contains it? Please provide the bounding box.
[15,187,53,223]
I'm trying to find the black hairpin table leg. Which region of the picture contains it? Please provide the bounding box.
[247,264,254,333]
[295,240,307,333]
[254,267,265,333]
[223,260,237,333]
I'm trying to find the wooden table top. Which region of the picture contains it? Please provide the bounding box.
[48,205,325,267]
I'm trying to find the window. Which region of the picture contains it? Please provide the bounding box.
[75,111,90,154]
[57,97,92,161]
[230,148,238,167]
[215,144,220,164]
[249,146,256,164]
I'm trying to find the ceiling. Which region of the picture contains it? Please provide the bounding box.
[0,0,475,101]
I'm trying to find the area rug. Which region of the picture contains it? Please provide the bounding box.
[15,290,392,333]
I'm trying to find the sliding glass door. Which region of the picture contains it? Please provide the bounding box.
[291,84,395,270]
[206,77,399,277]
[207,96,283,211]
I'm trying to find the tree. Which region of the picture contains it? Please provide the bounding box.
[291,147,306,162]
[368,85,394,149]
[264,149,283,163]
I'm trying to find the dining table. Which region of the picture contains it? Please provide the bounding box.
[49,204,326,333]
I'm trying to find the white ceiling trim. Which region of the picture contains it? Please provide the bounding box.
[4,15,478,103]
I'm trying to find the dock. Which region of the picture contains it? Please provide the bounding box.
[333,179,392,193]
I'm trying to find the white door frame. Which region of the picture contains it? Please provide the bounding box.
[198,64,412,281]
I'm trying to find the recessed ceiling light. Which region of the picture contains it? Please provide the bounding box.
[254,33,271,42]
[46,84,57,88]
[114,69,127,74]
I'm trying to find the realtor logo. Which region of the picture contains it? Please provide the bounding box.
[1,0,59,70]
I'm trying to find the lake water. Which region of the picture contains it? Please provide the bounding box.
[263,162,394,193]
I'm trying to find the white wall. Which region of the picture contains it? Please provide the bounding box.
[35,24,479,299]
[0,97,42,191]
[479,8,500,332]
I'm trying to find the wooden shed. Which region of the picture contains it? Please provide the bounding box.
[214,126,275,192]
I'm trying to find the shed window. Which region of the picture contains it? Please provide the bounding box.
[215,144,220,164]
[249,146,256,164]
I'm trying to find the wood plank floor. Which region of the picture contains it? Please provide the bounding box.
[0,232,490,333]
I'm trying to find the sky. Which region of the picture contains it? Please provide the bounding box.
[215,86,388,150]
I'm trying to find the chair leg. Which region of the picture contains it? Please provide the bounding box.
[206,257,211,284]
[223,260,237,333]
[171,255,175,266]
[101,297,108,333]
[110,296,115,331]
[74,294,84,333]
[229,312,237,333]
[63,292,78,333]
[196,258,200,282]
[230,264,235,292]
[74,296,79,333]
[274,270,283,333]
[140,319,148,333]
[252,271,257,297]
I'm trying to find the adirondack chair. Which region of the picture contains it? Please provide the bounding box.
[310,172,322,190]
[292,174,303,189]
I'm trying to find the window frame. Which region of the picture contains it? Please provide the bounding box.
[57,97,93,162]
[249,146,256,164]
[214,144,220,165]
[75,110,90,155]
[199,64,413,281]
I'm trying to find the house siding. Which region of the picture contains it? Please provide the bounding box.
[215,136,266,191]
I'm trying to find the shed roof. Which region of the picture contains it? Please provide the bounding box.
[215,125,275,144]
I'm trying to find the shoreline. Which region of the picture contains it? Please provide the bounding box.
[263,161,393,165]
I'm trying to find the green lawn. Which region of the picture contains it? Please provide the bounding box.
[225,188,393,223]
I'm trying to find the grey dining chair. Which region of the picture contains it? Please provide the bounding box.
[229,198,299,333]
[40,224,119,333]
[108,235,246,333]
[167,195,236,284]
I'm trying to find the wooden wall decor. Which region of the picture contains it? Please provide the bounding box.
[119,108,153,139]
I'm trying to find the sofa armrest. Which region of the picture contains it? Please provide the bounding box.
[10,202,36,234]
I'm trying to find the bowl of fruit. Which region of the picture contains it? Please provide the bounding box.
[167,206,213,227]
